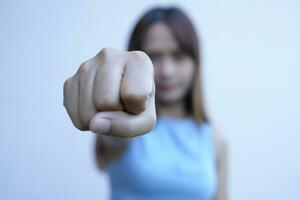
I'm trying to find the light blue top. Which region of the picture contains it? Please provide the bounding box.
[107,117,218,200]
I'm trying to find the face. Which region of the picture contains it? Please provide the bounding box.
[143,22,195,105]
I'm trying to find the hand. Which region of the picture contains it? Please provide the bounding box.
[63,48,156,137]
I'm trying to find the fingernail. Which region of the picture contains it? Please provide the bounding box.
[89,117,111,134]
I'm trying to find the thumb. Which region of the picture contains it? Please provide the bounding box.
[89,96,156,137]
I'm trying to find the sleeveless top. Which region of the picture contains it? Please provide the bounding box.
[107,117,218,200]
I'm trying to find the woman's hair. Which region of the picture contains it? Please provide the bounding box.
[128,6,208,123]
[95,6,208,170]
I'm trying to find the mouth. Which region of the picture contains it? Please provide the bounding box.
[157,84,176,92]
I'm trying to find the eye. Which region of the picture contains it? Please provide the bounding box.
[173,51,187,61]
[148,53,161,63]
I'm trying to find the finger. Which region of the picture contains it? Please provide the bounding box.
[120,51,154,114]
[93,60,124,112]
[63,76,86,130]
[89,86,156,137]
[77,63,98,128]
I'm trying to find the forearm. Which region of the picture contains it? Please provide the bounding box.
[95,135,130,170]
[214,140,227,200]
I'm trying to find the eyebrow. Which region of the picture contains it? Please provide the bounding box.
[146,49,185,55]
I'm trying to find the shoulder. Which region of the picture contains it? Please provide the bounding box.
[213,127,227,152]
[209,123,228,163]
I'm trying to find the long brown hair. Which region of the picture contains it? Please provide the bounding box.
[128,6,208,123]
[95,6,208,170]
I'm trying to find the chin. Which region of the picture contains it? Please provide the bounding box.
[156,94,185,105]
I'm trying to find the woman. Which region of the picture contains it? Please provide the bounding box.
[95,7,227,200]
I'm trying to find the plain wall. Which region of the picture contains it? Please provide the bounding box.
[0,0,299,199]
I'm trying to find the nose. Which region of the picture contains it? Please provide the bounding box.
[159,57,175,78]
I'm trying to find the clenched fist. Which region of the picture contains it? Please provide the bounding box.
[63,48,156,137]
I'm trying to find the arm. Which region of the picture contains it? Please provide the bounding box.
[95,135,129,170]
[213,129,228,200]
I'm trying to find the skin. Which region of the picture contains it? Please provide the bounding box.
[213,128,228,200]
[143,22,195,119]
[63,48,156,137]
[144,22,227,200]
[63,22,227,200]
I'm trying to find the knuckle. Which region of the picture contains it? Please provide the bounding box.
[99,47,110,56]
[63,77,73,107]
[129,51,153,72]
[78,62,90,76]
[63,78,70,93]
[98,48,114,61]
[130,51,149,62]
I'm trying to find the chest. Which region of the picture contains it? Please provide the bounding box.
[108,125,217,200]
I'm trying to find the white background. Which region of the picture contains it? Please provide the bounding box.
[0,0,299,199]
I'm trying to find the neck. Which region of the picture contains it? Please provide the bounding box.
[156,100,189,119]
